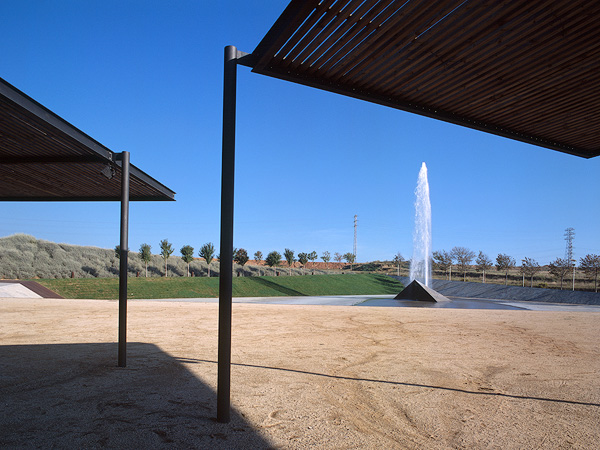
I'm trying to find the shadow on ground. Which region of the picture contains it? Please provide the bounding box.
[0,342,271,448]
[179,358,599,408]
[248,277,306,296]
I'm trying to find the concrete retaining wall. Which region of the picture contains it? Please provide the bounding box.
[393,277,600,305]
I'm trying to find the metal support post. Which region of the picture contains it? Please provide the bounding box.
[218,45,238,423]
[117,151,130,367]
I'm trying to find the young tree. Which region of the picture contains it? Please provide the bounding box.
[199,242,215,277]
[432,250,453,280]
[308,251,318,272]
[579,254,600,292]
[139,243,151,277]
[253,250,263,276]
[334,252,343,264]
[496,253,516,285]
[475,251,493,283]
[521,257,541,287]
[283,248,295,275]
[113,244,121,271]
[180,245,194,277]
[548,257,571,290]
[343,252,356,270]
[234,248,249,276]
[321,251,331,269]
[159,239,174,277]
[265,251,281,275]
[392,252,405,276]
[297,252,308,274]
[451,246,476,281]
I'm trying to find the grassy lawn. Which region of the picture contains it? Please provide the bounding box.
[36,273,403,300]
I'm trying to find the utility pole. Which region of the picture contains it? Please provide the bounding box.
[353,215,358,261]
[564,227,575,290]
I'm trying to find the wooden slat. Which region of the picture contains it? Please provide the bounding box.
[285,0,368,71]
[302,0,398,75]
[252,0,322,69]
[400,1,598,108]
[275,0,338,66]
[326,0,468,82]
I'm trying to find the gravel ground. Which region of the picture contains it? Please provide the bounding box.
[1,298,599,448]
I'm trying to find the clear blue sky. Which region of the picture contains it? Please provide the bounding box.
[1,1,598,265]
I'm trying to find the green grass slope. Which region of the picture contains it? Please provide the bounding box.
[37,274,403,300]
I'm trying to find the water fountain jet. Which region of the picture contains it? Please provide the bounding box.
[396,162,450,302]
[410,162,432,287]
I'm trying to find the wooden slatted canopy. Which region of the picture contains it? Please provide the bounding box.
[1,76,175,368]
[246,0,600,158]
[0,77,175,201]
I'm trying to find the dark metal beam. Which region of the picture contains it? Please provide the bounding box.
[0,195,173,202]
[217,45,240,424]
[117,151,130,368]
[0,155,105,164]
[119,162,176,201]
[0,77,114,162]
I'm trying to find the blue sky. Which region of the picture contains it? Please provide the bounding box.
[1,1,598,265]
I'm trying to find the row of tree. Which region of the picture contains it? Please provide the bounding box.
[117,240,216,277]
[256,249,357,275]
[429,246,600,291]
[116,241,358,278]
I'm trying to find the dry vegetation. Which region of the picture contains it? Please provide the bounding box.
[0,234,335,280]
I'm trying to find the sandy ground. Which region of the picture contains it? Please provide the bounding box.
[1,298,599,449]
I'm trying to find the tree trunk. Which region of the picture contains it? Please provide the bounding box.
[145,263,148,278]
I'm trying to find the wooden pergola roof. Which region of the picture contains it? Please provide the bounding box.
[0,77,175,201]
[247,0,600,158]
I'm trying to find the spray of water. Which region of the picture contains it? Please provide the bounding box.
[410,162,432,287]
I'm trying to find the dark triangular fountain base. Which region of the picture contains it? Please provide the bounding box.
[394,280,451,302]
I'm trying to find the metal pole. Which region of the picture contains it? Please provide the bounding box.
[218,45,238,423]
[118,151,130,368]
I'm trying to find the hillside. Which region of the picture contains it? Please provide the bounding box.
[37,274,403,299]
[0,234,331,279]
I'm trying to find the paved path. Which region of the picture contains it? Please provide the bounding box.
[0,282,41,298]
[131,294,600,312]
[131,294,392,306]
